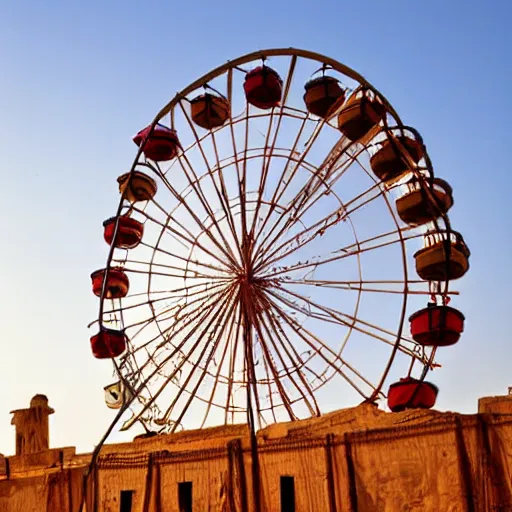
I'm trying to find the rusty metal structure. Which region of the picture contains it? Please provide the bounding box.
[90,47,469,428]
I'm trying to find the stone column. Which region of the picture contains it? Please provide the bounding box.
[10,395,55,455]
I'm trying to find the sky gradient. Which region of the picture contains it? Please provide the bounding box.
[0,0,510,455]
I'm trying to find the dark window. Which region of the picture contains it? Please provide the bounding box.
[280,476,295,512]
[120,490,134,512]
[178,481,193,512]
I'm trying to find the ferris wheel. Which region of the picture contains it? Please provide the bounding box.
[89,49,470,434]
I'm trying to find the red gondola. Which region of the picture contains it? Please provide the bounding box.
[103,216,144,249]
[387,378,438,412]
[410,304,464,346]
[91,268,129,299]
[90,328,127,359]
[244,66,283,109]
[133,124,180,162]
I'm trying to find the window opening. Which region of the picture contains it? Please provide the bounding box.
[280,475,296,512]
[178,481,193,512]
[120,490,134,512]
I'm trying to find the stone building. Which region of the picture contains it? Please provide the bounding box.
[1,391,512,511]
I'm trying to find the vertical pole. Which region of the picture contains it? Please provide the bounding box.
[227,441,237,512]
[228,438,249,512]
[325,434,337,512]
[454,417,475,512]
[240,226,262,512]
[92,463,99,512]
[142,453,155,512]
[344,433,358,512]
[243,313,262,512]
[67,469,74,512]
[154,463,162,512]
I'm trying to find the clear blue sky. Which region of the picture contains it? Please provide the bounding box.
[0,0,510,455]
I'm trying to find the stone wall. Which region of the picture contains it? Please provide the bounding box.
[1,404,512,511]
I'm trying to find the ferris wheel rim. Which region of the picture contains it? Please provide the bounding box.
[91,47,463,432]
[151,47,404,126]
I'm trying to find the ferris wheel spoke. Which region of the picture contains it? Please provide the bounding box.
[101,280,229,320]
[211,133,244,261]
[126,282,233,365]
[152,169,240,270]
[257,100,335,212]
[239,106,251,241]
[246,305,279,424]
[262,291,378,398]
[257,350,279,423]
[281,143,362,226]
[199,300,242,428]
[281,277,457,297]
[142,199,207,254]
[252,204,346,274]
[255,292,321,416]
[248,292,297,421]
[147,243,229,279]
[213,145,320,176]
[245,300,280,424]
[226,66,251,248]
[131,285,238,430]
[148,282,233,348]
[114,259,231,281]
[257,177,384,270]
[242,317,265,428]
[132,203,234,273]
[164,144,241,267]
[251,102,315,245]
[265,285,418,362]
[252,140,365,265]
[282,282,405,346]
[268,285,421,359]
[249,55,297,239]
[265,292,391,392]
[261,227,420,279]
[122,283,239,430]
[178,100,244,264]
[252,118,310,246]
[147,281,232,327]
[248,108,277,236]
[102,280,228,326]
[224,302,244,424]
[285,145,371,227]
[121,310,226,386]
[160,287,241,431]
[120,265,219,282]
